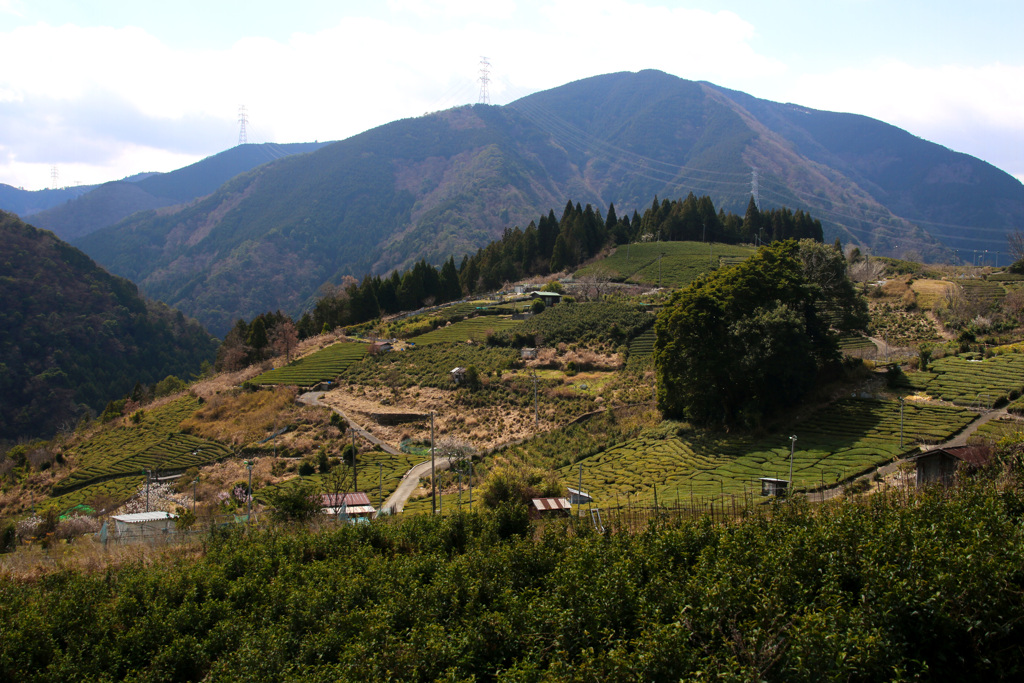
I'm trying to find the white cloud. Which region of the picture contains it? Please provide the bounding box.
[780,60,1024,178]
[386,0,517,20]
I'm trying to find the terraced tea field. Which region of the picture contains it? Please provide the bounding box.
[560,399,977,504]
[54,396,231,497]
[903,352,1024,405]
[628,329,656,357]
[974,417,1024,442]
[408,316,522,346]
[253,342,368,386]
[43,476,145,516]
[837,335,876,352]
[575,241,754,288]
[958,278,1006,305]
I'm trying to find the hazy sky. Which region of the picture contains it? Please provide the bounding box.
[2,0,1022,191]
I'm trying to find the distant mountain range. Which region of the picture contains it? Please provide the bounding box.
[27,70,1021,336]
[3,142,328,242]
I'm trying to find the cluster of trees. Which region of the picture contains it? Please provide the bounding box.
[215,194,827,368]
[215,311,298,372]
[655,239,866,427]
[1,470,1022,680]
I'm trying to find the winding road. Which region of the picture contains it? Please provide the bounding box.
[298,391,451,513]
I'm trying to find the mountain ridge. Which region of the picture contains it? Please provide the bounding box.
[72,70,1024,335]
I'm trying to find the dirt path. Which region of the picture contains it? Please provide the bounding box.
[298,391,401,455]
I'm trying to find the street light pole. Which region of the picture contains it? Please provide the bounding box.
[900,397,905,449]
[789,435,797,496]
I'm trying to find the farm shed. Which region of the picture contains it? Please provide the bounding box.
[110,511,177,542]
[760,478,789,497]
[531,497,571,516]
[450,367,467,384]
[521,347,538,360]
[530,291,561,306]
[322,492,376,519]
[566,487,592,505]
[369,341,392,354]
[912,445,993,487]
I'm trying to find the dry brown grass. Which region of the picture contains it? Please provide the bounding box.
[320,385,551,452]
[182,386,307,447]
[912,279,956,310]
[0,535,206,582]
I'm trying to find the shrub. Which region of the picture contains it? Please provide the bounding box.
[0,521,15,552]
[298,461,316,477]
[491,500,531,539]
[265,480,321,523]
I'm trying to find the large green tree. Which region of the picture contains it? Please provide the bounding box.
[654,239,866,427]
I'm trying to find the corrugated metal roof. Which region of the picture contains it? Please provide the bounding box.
[915,445,993,468]
[531,497,570,511]
[111,511,176,523]
[321,492,372,507]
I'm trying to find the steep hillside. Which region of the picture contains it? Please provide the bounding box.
[0,211,218,441]
[73,70,1024,334]
[29,142,328,242]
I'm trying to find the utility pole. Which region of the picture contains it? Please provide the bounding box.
[532,371,539,432]
[378,462,383,512]
[144,469,150,512]
[245,460,254,519]
[431,412,436,515]
[351,428,357,492]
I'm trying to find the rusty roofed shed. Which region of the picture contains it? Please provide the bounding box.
[913,445,994,487]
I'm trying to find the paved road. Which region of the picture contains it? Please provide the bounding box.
[298,391,450,513]
[380,456,452,514]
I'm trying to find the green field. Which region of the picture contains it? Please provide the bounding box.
[628,328,656,357]
[958,278,1006,305]
[408,316,522,346]
[256,450,423,511]
[837,334,876,352]
[974,417,1024,442]
[576,241,755,288]
[559,399,977,504]
[53,396,231,498]
[903,351,1024,405]
[253,342,368,386]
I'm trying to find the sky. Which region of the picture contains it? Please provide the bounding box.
[1,0,1022,191]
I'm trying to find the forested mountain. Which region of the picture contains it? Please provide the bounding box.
[0,211,218,441]
[0,183,97,217]
[72,70,1024,334]
[25,142,328,242]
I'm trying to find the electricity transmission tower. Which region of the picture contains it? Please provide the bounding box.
[478,57,491,104]
[237,105,248,145]
[50,166,59,190]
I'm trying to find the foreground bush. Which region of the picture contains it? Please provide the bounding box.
[1,477,1023,681]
